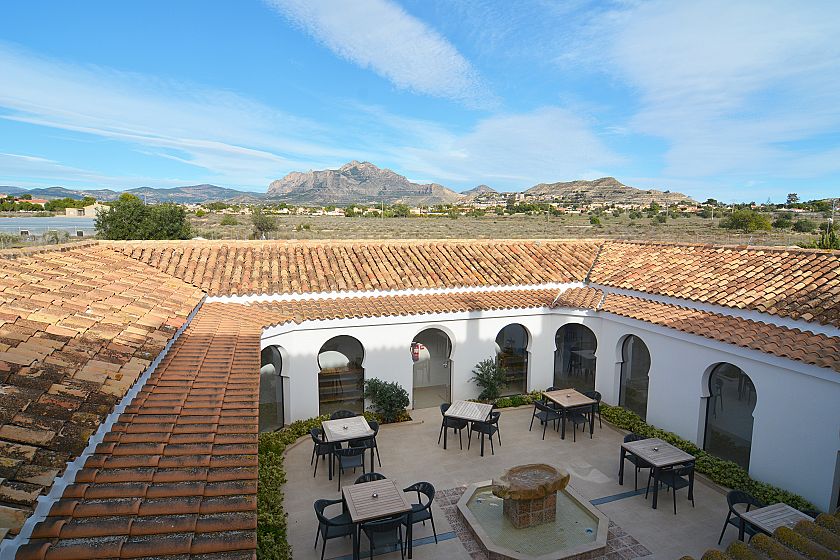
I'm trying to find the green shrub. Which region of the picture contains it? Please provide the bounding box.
[220,215,239,226]
[364,378,409,424]
[195,209,207,217]
[792,219,816,233]
[470,358,508,401]
[600,403,814,512]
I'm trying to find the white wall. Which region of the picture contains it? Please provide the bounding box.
[261,308,840,512]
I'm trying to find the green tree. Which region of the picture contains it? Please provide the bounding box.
[390,204,411,218]
[470,358,508,401]
[719,209,772,232]
[143,204,192,239]
[95,194,148,239]
[220,215,238,226]
[589,215,601,226]
[772,216,792,229]
[251,207,277,238]
[786,193,800,206]
[792,219,816,233]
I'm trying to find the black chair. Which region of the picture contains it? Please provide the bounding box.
[622,434,652,490]
[331,409,356,420]
[529,401,561,440]
[355,472,386,484]
[402,481,438,545]
[350,420,381,470]
[360,514,408,560]
[582,390,602,428]
[469,411,501,456]
[718,490,764,544]
[543,386,561,409]
[314,498,354,560]
[310,428,337,478]
[647,460,695,514]
[438,403,468,449]
[334,447,366,490]
[566,407,590,442]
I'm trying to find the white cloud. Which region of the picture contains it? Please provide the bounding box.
[265,0,492,106]
[589,0,840,180]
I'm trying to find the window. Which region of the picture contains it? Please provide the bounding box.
[554,324,597,392]
[619,335,650,420]
[318,335,365,415]
[495,324,529,395]
[259,346,284,431]
[704,363,756,469]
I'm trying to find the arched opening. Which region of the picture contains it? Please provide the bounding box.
[495,324,529,396]
[317,335,365,416]
[411,328,452,409]
[259,346,284,431]
[554,324,597,392]
[704,363,756,469]
[619,335,651,420]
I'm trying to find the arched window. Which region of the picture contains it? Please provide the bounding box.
[259,346,284,431]
[619,335,650,420]
[554,324,597,392]
[495,324,529,395]
[705,363,756,469]
[411,328,452,409]
[318,335,365,416]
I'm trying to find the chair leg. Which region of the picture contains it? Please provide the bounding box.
[673,485,677,515]
[437,422,444,445]
[375,445,382,467]
[718,513,731,544]
[634,466,638,491]
[496,426,501,446]
[542,420,548,440]
[529,413,536,431]
[313,454,319,477]
[430,511,438,543]
[321,536,327,560]
[489,432,495,455]
[311,446,316,465]
[314,527,319,548]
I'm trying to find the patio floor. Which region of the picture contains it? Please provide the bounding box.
[282,405,737,560]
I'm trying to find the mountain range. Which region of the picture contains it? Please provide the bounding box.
[2,162,694,205]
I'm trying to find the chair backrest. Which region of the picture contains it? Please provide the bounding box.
[673,460,695,476]
[534,401,555,414]
[624,433,648,443]
[547,386,560,391]
[583,390,602,402]
[362,513,408,534]
[368,420,380,434]
[335,446,366,458]
[726,490,764,512]
[310,428,325,443]
[404,481,435,505]
[314,498,344,525]
[355,472,386,484]
[489,411,501,423]
[440,403,451,415]
[330,409,356,420]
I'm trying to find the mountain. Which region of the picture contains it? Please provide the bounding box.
[267,161,463,205]
[0,186,28,196]
[525,177,694,205]
[462,184,498,198]
[124,184,263,204]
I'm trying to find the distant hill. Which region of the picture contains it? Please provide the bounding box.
[267,161,463,205]
[462,184,498,198]
[0,184,262,203]
[525,177,694,205]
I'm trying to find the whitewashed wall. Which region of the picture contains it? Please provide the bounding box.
[261,308,840,512]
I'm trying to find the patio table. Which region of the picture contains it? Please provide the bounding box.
[322,416,374,479]
[343,478,413,559]
[444,400,493,453]
[543,389,597,439]
[619,437,694,509]
[740,503,813,539]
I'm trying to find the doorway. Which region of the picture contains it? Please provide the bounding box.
[411,328,452,409]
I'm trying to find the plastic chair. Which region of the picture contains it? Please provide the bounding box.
[350,420,381,470]
[403,481,438,545]
[622,433,653,490]
[334,446,366,490]
[529,401,561,440]
[647,461,695,514]
[313,498,354,560]
[310,428,337,478]
[582,390,602,428]
[718,490,764,544]
[469,411,501,456]
[355,472,386,484]
[330,409,356,420]
[360,514,408,560]
[566,407,590,441]
[438,403,468,449]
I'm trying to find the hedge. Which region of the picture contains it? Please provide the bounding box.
[598,403,815,512]
[257,411,404,559]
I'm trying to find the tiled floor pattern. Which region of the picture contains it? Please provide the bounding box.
[435,486,652,560]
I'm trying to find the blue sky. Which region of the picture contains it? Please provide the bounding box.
[1,0,838,202]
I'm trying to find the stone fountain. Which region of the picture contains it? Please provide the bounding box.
[457,464,608,560]
[492,464,570,528]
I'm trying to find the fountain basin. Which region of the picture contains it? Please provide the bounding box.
[457,480,608,560]
[492,464,570,528]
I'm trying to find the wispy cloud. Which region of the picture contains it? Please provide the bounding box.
[265,0,492,107]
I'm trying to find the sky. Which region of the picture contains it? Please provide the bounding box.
[1,0,839,202]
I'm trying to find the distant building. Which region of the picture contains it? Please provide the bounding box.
[65,203,108,217]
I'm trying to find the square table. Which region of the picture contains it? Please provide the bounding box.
[444,400,493,452]
[543,389,597,440]
[619,437,695,509]
[343,479,413,559]
[740,503,813,539]
[322,416,375,479]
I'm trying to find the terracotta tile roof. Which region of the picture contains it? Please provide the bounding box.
[17,305,260,560]
[550,286,603,310]
[590,241,840,327]
[107,240,601,296]
[602,293,840,372]
[0,246,203,538]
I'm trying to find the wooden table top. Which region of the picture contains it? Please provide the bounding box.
[342,479,412,523]
[620,438,695,468]
[543,389,596,409]
[445,400,493,422]
[322,416,374,443]
[741,503,813,534]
